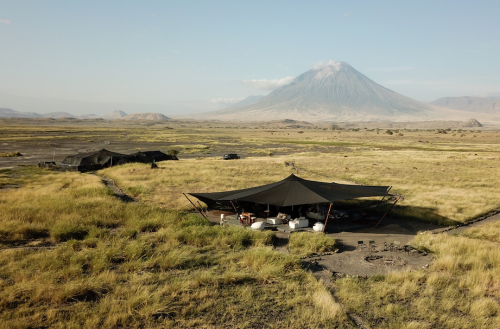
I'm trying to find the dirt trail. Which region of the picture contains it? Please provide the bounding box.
[100,176,136,203]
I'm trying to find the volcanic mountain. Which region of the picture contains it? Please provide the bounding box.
[198,62,442,121]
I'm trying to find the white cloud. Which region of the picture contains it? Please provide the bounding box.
[0,19,10,25]
[242,76,295,90]
[209,97,243,104]
[343,12,352,17]
[173,50,181,55]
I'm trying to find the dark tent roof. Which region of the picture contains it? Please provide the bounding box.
[130,151,178,162]
[61,149,129,166]
[188,174,391,207]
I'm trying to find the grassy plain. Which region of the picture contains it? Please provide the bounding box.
[0,169,350,328]
[1,121,500,328]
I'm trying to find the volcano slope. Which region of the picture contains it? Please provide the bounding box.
[198,62,451,122]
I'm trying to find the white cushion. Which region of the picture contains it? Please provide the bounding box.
[251,222,265,230]
[313,222,324,232]
[267,218,282,225]
[289,222,299,229]
[297,218,309,228]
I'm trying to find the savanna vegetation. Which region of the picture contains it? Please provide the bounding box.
[0,169,350,328]
[1,121,500,328]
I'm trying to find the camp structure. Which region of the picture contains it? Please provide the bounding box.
[129,151,178,163]
[40,149,178,172]
[187,174,398,230]
[188,174,391,207]
[59,149,131,172]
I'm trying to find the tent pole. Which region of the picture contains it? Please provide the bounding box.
[230,200,238,214]
[197,201,208,216]
[375,186,393,209]
[322,203,333,233]
[183,193,207,219]
[374,196,400,228]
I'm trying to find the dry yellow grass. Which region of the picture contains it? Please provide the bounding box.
[0,168,354,328]
[336,232,500,328]
[2,122,500,328]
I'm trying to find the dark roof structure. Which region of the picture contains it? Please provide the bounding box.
[188,174,391,207]
[61,149,129,166]
[130,151,178,162]
[58,149,177,172]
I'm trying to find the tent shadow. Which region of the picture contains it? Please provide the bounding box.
[325,204,461,236]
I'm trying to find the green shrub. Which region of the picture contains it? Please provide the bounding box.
[166,148,180,156]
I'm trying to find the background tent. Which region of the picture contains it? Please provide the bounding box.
[130,151,178,162]
[188,174,391,207]
[61,149,129,167]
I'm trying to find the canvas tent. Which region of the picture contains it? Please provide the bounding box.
[60,149,130,171]
[129,151,178,163]
[188,174,397,230]
[188,174,391,207]
[59,149,177,172]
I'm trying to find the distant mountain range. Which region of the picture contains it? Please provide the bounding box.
[430,96,500,114]
[0,108,169,121]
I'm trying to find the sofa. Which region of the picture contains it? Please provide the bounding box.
[289,217,309,229]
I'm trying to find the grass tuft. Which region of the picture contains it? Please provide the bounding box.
[289,232,336,257]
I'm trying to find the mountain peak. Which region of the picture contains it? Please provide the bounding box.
[195,61,438,121]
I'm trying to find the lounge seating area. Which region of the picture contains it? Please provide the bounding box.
[187,174,397,233]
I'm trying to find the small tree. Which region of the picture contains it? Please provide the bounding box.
[386,129,393,135]
[166,148,180,156]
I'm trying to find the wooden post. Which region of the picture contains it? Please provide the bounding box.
[183,193,207,219]
[322,203,333,233]
[374,196,401,228]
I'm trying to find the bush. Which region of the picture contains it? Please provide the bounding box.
[166,148,180,156]
[385,129,393,135]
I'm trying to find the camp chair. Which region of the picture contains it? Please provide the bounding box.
[369,240,377,253]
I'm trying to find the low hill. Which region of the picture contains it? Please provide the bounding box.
[42,112,76,118]
[103,110,127,120]
[119,112,170,121]
[0,108,42,118]
[430,96,500,114]
[462,118,483,128]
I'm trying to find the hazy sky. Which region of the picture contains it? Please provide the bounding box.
[1,1,500,115]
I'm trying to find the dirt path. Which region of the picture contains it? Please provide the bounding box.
[100,176,136,203]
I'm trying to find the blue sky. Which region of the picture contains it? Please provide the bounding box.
[1,0,499,115]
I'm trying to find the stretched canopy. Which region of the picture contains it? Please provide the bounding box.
[130,151,178,162]
[188,174,391,207]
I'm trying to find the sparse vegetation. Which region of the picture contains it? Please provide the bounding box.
[0,151,22,157]
[289,232,336,256]
[1,121,500,328]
